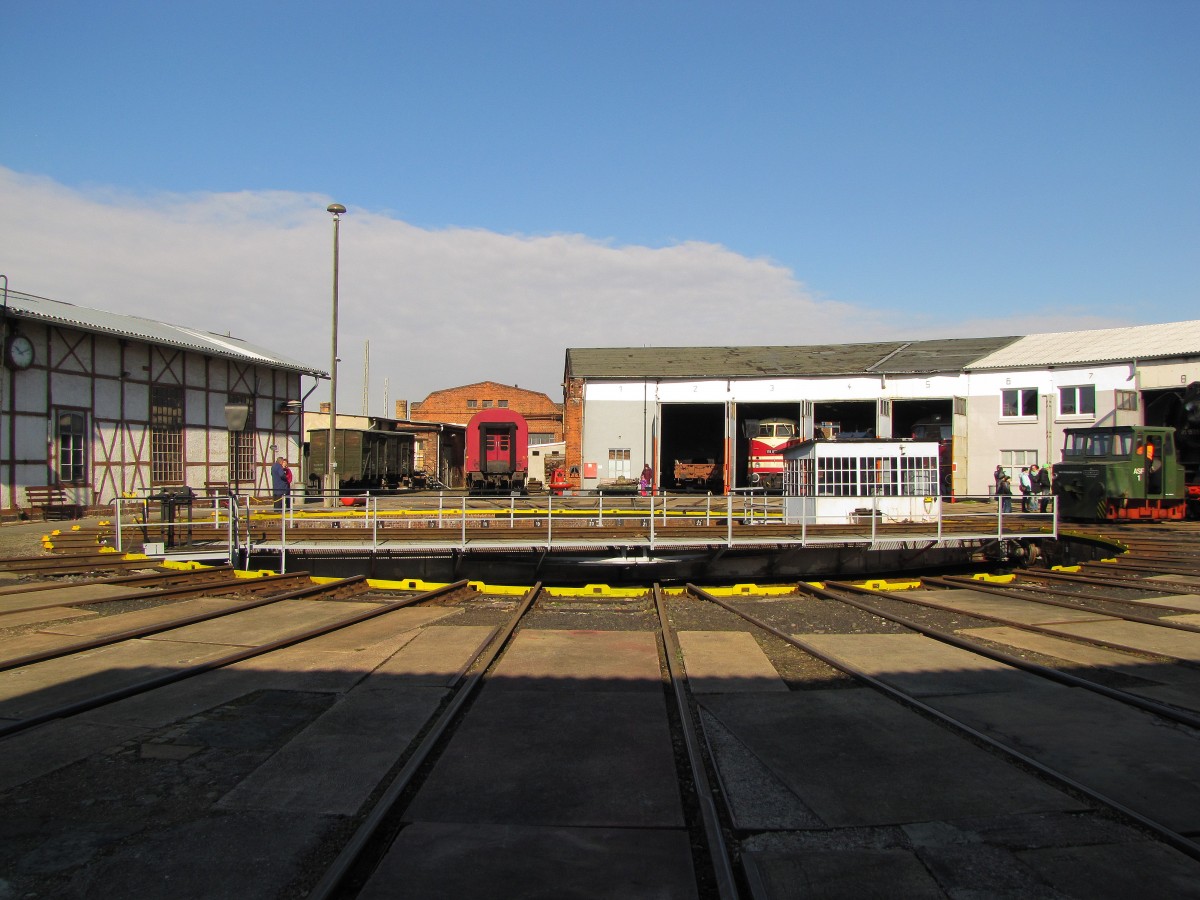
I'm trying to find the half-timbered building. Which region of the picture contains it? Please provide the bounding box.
[1,288,325,516]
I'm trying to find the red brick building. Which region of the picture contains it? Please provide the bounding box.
[406,381,563,445]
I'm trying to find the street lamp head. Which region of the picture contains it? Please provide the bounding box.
[327,203,347,218]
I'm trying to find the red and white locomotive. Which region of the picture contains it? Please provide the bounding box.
[465,408,529,494]
[747,417,800,491]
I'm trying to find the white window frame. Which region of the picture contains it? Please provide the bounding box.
[1001,388,1039,420]
[1058,385,1096,418]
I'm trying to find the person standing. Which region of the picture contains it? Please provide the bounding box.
[271,456,292,510]
[1018,467,1032,512]
[639,464,653,496]
[997,474,1013,513]
[993,464,1006,495]
[1034,463,1052,512]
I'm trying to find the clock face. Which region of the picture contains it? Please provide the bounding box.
[5,335,34,370]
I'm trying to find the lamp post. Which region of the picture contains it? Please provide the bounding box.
[325,203,346,507]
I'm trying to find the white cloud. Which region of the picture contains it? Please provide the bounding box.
[0,166,1128,411]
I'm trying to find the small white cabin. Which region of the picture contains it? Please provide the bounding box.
[782,439,942,524]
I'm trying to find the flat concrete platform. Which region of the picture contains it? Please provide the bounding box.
[898,587,1115,626]
[485,628,663,690]
[0,582,160,617]
[359,822,698,900]
[1037,618,1200,662]
[699,689,1076,828]
[799,630,1200,833]
[678,630,789,692]
[148,598,382,646]
[397,626,690,892]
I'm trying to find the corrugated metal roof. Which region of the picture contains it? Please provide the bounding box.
[3,290,326,376]
[566,336,1020,380]
[968,320,1200,370]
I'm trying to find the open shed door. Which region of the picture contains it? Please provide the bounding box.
[798,400,814,441]
[952,396,967,497]
[876,399,893,439]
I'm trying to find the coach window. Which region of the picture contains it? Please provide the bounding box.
[57,411,88,484]
[1001,388,1038,419]
[1059,385,1095,417]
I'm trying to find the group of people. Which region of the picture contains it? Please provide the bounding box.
[994,463,1051,513]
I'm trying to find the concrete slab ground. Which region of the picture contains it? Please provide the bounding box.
[404,687,684,827]
[931,686,1200,833]
[801,632,1050,697]
[678,630,789,692]
[217,685,447,815]
[0,637,241,720]
[0,606,97,628]
[897,588,1115,626]
[0,582,160,616]
[1015,840,1200,899]
[371,624,497,685]
[40,597,243,636]
[79,608,460,730]
[699,690,1077,829]
[0,718,147,793]
[1038,618,1200,662]
[486,628,662,690]
[359,822,698,900]
[744,846,945,899]
[1124,593,1200,613]
[147,598,382,646]
[960,624,1200,712]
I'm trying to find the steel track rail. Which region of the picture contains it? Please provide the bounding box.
[820,580,1200,731]
[1016,568,1200,596]
[684,583,1200,865]
[652,584,740,900]
[924,575,1200,635]
[0,573,328,672]
[0,570,312,617]
[0,578,471,740]
[306,583,542,900]
[0,565,238,596]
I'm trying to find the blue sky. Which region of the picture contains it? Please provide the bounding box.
[2,1,1197,408]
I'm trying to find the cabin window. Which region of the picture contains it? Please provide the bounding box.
[56,411,88,484]
[150,384,185,483]
[1001,388,1038,418]
[1059,385,1095,417]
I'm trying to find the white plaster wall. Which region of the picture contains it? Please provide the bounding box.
[579,395,655,488]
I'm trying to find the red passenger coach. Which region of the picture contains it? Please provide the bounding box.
[465,408,529,494]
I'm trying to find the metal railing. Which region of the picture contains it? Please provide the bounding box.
[111,490,1057,566]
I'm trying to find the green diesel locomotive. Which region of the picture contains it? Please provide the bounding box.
[1053,425,1188,521]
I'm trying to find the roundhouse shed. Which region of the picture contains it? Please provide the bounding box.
[563,320,1200,498]
[0,288,325,516]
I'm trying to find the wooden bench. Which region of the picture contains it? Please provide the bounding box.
[25,485,85,521]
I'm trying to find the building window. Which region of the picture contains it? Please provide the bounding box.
[150,384,185,483]
[1059,385,1095,416]
[57,411,88,484]
[482,400,493,408]
[529,433,555,445]
[1001,388,1038,418]
[498,399,509,408]
[999,449,1039,475]
[466,399,478,409]
[1116,390,1138,411]
[608,447,631,480]
[227,393,254,482]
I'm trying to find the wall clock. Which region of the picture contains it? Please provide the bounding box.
[4,334,34,370]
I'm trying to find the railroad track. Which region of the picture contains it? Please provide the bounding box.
[4,524,1200,896]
